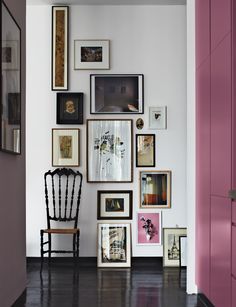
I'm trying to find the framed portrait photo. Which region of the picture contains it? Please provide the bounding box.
[97,223,131,268]
[52,129,80,167]
[136,134,155,167]
[87,119,133,182]
[97,190,133,220]
[57,92,83,124]
[90,74,144,114]
[149,106,167,129]
[137,212,162,245]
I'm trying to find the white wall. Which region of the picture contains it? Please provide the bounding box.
[26,5,187,258]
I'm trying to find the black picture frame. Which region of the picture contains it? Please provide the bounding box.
[136,134,155,167]
[56,92,83,124]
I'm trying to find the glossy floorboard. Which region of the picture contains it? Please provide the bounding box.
[13,259,208,307]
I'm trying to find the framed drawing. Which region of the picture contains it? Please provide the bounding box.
[97,223,131,267]
[52,129,80,166]
[140,171,171,208]
[137,212,162,245]
[87,119,133,182]
[52,6,69,91]
[74,40,109,70]
[163,228,187,267]
[57,92,83,124]
[90,74,144,114]
[97,190,133,220]
[149,106,167,129]
[179,235,187,267]
[136,134,155,167]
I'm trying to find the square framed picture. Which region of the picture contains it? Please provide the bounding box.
[137,212,162,245]
[52,129,80,166]
[97,223,131,268]
[136,134,155,167]
[74,39,109,70]
[149,106,167,129]
[87,119,133,182]
[90,74,144,114]
[179,235,187,267]
[57,92,83,124]
[140,171,171,208]
[2,40,19,70]
[97,190,133,220]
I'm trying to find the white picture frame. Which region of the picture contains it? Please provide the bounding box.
[149,106,167,130]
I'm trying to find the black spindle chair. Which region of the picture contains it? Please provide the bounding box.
[40,168,83,261]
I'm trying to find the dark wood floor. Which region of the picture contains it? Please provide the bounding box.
[13,258,209,307]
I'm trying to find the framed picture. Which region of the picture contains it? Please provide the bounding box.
[57,92,83,124]
[52,6,69,91]
[163,228,187,267]
[87,119,133,182]
[137,212,162,245]
[74,40,109,70]
[52,129,80,166]
[97,223,131,267]
[8,93,20,125]
[2,40,18,70]
[179,235,187,267]
[149,106,167,129]
[140,171,171,208]
[90,74,144,114]
[136,134,155,167]
[97,190,133,220]
[136,118,144,130]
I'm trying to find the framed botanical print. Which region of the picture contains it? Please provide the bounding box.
[149,106,167,129]
[57,92,83,124]
[87,119,133,182]
[137,212,162,245]
[136,134,155,167]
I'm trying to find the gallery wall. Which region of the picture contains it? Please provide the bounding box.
[26,5,187,257]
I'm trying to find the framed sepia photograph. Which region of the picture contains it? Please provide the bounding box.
[137,212,162,245]
[163,228,187,267]
[136,134,155,167]
[57,92,83,124]
[52,129,80,166]
[74,40,109,70]
[140,171,171,208]
[97,223,131,268]
[87,119,133,182]
[90,74,144,114]
[149,106,167,129]
[97,190,133,220]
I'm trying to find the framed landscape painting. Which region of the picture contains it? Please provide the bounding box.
[57,92,83,124]
[137,212,162,245]
[136,134,155,167]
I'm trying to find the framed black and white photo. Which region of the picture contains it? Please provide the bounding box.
[149,106,167,129]
[136,134,155,167]
[90,74,144,114]
[179,235,187,267]
[57,92,83,124]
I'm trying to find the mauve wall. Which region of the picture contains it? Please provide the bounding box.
[0,0,26,306]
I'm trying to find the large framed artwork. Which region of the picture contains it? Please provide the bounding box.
[136,134,155,167]
[87,119,133,182]
[57,92,83,124]
[90,74,144,114]
[137,212,162,245]
[97,223,131,268]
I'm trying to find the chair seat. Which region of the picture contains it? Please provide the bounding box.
[43,228,80,234]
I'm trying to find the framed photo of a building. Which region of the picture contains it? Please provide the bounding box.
[136,134,155,167]
[137,212,162,245]
[57,92,83,124]
[149,106,167,129]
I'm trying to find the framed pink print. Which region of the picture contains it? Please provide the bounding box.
[137,212,162,245]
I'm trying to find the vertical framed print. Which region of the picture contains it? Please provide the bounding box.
[149,106,167,129]
[137,212,162,245]
[57,92,83,124]
[136,134,155,167]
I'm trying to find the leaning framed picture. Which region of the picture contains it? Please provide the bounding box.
[74,39,109,70]
[137,212,162,245]
[87,119,133,182]
[163,228,187,267]
[136,134,155,167]
[97,223,131,267]
[52,129,80,166]
[97,190,133,220]
[140,171,171,208]
[90,74,144,114]
[179,235,187,267]
[57,92,83,124]
[149,106,167,129]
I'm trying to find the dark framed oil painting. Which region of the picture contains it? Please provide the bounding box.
[57,92,83,124]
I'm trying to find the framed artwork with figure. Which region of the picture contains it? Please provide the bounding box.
[57,92,83,124]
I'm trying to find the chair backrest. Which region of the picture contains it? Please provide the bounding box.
[44,168,83,229]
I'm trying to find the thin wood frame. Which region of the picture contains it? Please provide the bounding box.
[136,134,155,167]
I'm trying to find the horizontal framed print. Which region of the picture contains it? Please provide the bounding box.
[137,212,162,245]
[163,228,187,267]
[90,74,144,114]
[136,134,155,167]
[140,171,171,208]
[87,119,133,182]
[97,190,133,220]
[179,235,187,267]
[52,129,80,166]
[97,223,131,267]
[74,40,109,70]
[149,106,167,129]
[57,92,83,124]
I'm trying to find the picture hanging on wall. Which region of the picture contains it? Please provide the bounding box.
[137,212,162,245]
[136,134,155,167]
[57,92,83,124]
[90,74,144,114]
[149,106,167,129]
[87,119,133,182]
[136,118,144,130]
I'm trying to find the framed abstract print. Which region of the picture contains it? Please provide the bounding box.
[137,212,162,245]
[57,92,83,124]
[149,106,167,130]
[136,134,155,167]
[87,119,133,182]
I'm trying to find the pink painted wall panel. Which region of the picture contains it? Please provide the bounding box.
[232,202,236,224]
[232,0,236,190]
[232,277,236,307]
[232,224,236,278]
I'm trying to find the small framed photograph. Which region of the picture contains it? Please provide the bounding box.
[140,171,171,208]
[136,134,155,167]
[57,92,83,124]
[8,93,20,125]
[97,190,133,220]
[52,129,80,166]
[149,106,167,129]
[179,235,187,267]
[90,74,144,114]
[74,39,109,70]
[2,40,19,70]
[97,223,131,267]
[137,212,162,245]
[163,228,187,267]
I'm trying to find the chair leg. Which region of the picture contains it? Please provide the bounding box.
[73,234,76,258]
[48,233,52,260]
[76,231,80,258]
[40,230,44,261]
